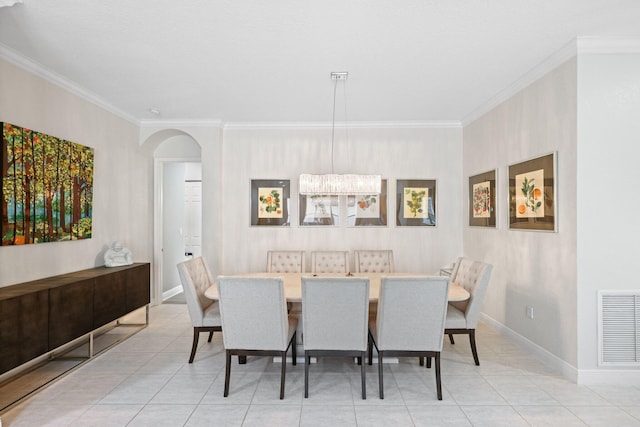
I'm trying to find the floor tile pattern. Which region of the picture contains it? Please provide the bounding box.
[2,303,639,426]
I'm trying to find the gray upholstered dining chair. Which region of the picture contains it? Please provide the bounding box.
[267,250,306,273]
[216,276,297,399]
[444,257,493,366]
[310,250,349,273]
[368,276,449,400]
[354,250,394,273]
[302,277,369,399]
[177,257,222,363]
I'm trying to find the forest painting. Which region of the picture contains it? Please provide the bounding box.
[1,122,94,246]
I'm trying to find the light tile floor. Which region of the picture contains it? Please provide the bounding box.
[2,303,640,426]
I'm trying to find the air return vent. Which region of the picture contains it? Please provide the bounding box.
[598,291,640,366]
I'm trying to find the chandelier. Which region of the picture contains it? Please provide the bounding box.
[299,72,381,195]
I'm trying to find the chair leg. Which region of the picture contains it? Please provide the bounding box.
[426,357,431,369]
[378,350,384,399]
[207,330,214,342]
[419,357,424,366]
[304,351,310,398]
[280,350,287,400]
[360,351,366,400]
[435,352,442,400]
[189,328,200,363]
[291,332,297,365]
[223,350,232,397]
[368,332,373,365]
[448,333,455,344]
[469,329,480,366]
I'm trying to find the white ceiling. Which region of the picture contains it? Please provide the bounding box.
[1,0,640,124]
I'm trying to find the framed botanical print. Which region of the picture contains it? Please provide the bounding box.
[396,179,437,226]
[508,152,557,231]
[469,169,497,228]
[346,179,387,227]
[299,194,340,226]
[250,179,290,226]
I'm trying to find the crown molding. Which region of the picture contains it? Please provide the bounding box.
[223,120,461,130]
[577,36,640,54]
[139,119,224,129]
[462,39,578,127]
[0,43,139,125]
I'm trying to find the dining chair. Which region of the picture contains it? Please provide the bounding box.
[267,250,306,273]
[177,257,222,363]
[216,276,297,399]
[368,276,449,400]
[444,257,493,366]
[353,250,394,273]
[302,277,369,399]
[310,250,349,273]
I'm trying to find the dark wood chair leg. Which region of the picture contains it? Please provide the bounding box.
[280,350,286,400]
[291,332,297,365]
[223,350,232,397]
[207,330,214,342]
[426,357,432,369]
[435,352,442,400]
[448,333,455,344]
[304,351,310,398]
[238,355,247,364]
[469,329,480,366]
[189,328,200,363]
[419,357,424,366]
[360,351,366,400]
[378,350,384,399]
[368,332,373,365]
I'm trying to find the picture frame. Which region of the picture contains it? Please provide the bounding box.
[508,152,557,232]
[250,179,290,226]
[347,179,388,227]
[469,169,497,228]
[396,179,437,226]
[299,194,340,226]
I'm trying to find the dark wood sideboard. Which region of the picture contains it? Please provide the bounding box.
[0,263,150,375]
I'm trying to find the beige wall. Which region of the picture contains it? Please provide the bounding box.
[463,59,579,368]
[0,59,154,287]
[219,126,464,274]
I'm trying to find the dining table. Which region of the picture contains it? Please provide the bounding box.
[204,272,470,302]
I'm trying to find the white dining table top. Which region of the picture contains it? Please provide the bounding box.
[204,272,470,302]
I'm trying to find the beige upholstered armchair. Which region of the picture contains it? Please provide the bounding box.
[444,257,493,366]
[310,251,349,273]
[368,276,449,400]
[267,250,306,273]
[302,277,369,399]
[177,257,222,363]
[354,250,394,273]
[217,276,298,399]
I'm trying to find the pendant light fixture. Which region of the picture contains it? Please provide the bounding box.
[299,72,381,195]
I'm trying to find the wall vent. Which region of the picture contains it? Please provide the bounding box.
[598,291,640,366]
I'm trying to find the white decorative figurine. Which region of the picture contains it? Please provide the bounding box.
[104,241,133,267]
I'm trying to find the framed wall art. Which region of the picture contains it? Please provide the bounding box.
[508,152,557,232]
[1,122,94,245]
[396,179,436,226]
[469,169,497,228]
[250,179,290,226]
[346,179,387,227]
[299,194,340,226]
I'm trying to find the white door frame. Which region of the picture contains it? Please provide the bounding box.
[153,157,200,306]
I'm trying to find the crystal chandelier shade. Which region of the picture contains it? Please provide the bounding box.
[299,174,381,195]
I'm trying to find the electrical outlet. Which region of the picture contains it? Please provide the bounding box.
[330,71,348,80]
[526,306,534,319]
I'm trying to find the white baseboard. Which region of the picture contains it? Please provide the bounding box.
[480,313,640,385]
[162,285,183,301]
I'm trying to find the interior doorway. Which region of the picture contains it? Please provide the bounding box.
[160,162,202,302]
